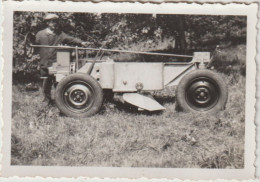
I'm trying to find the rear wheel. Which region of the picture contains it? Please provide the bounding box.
[55,73,103,118]
[176,69,228,113]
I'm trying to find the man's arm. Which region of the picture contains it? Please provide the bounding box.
[61,32,89,46]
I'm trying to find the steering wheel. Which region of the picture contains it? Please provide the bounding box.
[23,32,35,59]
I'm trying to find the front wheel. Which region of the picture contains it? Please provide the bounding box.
[176,69,228,113]
[55,73,103,118]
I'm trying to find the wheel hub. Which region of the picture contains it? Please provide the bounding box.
[71,90,88,104]
[194,87,211,104]
[65,84,93,109]
[186,78,219,111]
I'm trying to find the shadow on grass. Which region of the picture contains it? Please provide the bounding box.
[153,95,176,105]
[116,102,164,116]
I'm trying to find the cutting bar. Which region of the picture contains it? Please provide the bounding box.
[30,44,193,58]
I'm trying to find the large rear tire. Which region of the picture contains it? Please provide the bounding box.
[55,73,103,118]
[176,69,228,113]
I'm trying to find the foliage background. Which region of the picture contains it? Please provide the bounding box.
[12,12,247,168]
[13,12,246,81]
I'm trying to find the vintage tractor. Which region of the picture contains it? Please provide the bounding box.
[30,45,228,118]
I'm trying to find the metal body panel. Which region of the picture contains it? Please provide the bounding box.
[57,51,70,67]
[77,62,114,89]
[164,64,196,86]
[191,52,210,63]
[56,73,66,82]
[77,61,196,90]
[113,63,163,92]
[53,51,71,82]
[54,54,197,90]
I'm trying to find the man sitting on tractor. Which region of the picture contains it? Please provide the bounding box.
[35,13,89,105]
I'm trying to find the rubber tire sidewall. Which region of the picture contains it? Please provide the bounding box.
[176,69,228,113]
[55,73,103,118]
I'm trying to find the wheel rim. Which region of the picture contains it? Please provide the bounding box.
[62,81,96,113]
[185,77,220,111]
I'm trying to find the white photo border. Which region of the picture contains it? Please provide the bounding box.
[1,1,258,180]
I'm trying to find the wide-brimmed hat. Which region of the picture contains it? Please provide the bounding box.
[44,14,59,21]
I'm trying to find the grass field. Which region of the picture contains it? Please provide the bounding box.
[11,45,246,168]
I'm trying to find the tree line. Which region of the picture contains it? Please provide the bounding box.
[13,11,246,81]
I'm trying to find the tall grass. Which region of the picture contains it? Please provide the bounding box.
[11,44,246,168]
[212,44,246,77]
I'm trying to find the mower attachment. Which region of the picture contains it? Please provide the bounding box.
[122,93,166,111]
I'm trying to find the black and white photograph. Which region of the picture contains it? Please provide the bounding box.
[1,1,258,179]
